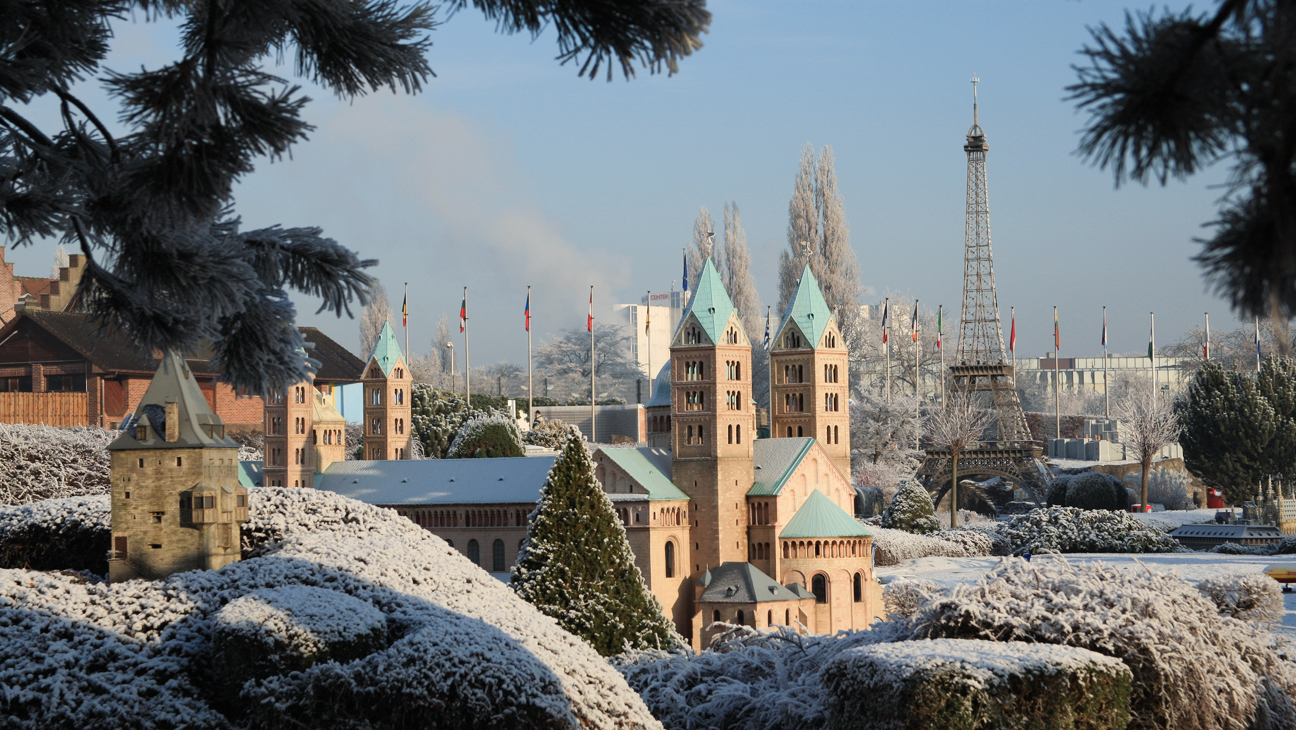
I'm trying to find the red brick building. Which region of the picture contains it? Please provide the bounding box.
[0,310,361,430]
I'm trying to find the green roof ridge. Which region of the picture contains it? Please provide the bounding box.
[677,258,736,344]
[780,489,873,538]
[599,448,688,501]
[775,264,834,349]
[368,321,405,377]
[747,438,815,496]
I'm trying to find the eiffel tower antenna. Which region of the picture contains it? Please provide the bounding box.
[918,79,1050,504]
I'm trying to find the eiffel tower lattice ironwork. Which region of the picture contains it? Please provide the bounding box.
[918,79,1050,501]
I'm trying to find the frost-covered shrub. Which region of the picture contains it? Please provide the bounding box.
[447,412,525,458]
[996,507,1184,555]
[617,624,907,730]
[936,528,997,556]
[904,558,1296,730]
[1211,542,1276,555]
[821,639,1133,730]
[210,586,387,690]
[880,480,940,535]
[1197,574,1285,624]
[1064,471,1129,511]
[1123,468,1195,511]
[0,423,114,505]
[0,494,109,573]
[883,579,943,620]
[935,508,997,531]
[0,488,663,730]
[230,430,264,461]
[410,384,497,459]
[525,416,576,451]
[1046,474,1073,507]
[871,527,994,567]
[1274,536,1296,555]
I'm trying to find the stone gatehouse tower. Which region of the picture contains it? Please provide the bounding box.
[107,351,248,582]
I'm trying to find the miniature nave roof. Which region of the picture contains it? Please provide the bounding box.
[780,488,873,539]
[318,456,558,505]
[775,264,835,348]
[598,447,689,500]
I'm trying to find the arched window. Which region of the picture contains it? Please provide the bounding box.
[737,424,742,444]
[812,575,827,604]
[782,542,789,559]
[797,426,803,437]
[713,609,720,623]
[834,425,839,444]
[665,541,676,578]
[736,609,745,625]
[767,610,773,626]
[853,573,863,603]
[728,424,733,444]
[785,609,791,625]
[492,539,505,572]
[467,539,480,565]
[787,426,793,437]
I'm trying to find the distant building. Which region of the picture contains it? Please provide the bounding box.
[0,246,87,326]
[1016,354,1192,395]
[617,290,687,399]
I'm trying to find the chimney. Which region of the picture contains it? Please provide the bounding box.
[165,401,179,442]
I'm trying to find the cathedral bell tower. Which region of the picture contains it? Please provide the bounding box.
[670,258,756,578]
[769,265,851,477]
[362,321,413,460]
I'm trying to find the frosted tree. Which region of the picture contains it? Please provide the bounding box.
[435,315,454,374]
[51,244,69,280]
[511,434,681,655]
[721,202,768,409]
[779,144,819,312]
[879,479,940,535]
[924,391,993,528]
[358,281,392,358]
[535,324,640,404]
[850,387,921,467]
[1116,392,1180,511]
[687,206,717,284]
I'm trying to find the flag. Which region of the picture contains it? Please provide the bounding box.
[682,250,689,292]
[1009,309,1016,355]
[936,305,942,350]
[1204,314,1210,360]
[1256,317,1262,357]
[644,300,650,334]
[911,301,919,342]
[401,290,408,327]
[459,291,466,333]
[763,306,771,351]
[524,291,530,332]
[1148,319,1155,359]
[1054,307,1060,351]
[881,299,889,344]
[1101,309,1107,349]
[587,288,593,332]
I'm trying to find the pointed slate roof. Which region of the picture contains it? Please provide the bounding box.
[775,264,835,349]
[107,351,239,451]
[747,438,816,496]
[780,489,874,539]
[676,258,736,345]
[697,562,803,604]
[368,321,405,377]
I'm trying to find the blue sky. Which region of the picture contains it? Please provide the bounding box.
[7,0,1239,365]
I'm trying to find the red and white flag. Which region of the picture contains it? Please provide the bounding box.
[911,300,919,342]
[880,298,889,344]
[587,287,593,332]
[459,289,466,333]
[1009,308,1016,355]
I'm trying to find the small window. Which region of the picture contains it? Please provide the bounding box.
[237,494,246,507]
[176,457,182,467]
[150,512,163,524]
[137,426,148,440]
[149,543,162,549]
[665,542,676,578]
[713,609,720,623]
[124,491,131,500]
[138,458,144,468]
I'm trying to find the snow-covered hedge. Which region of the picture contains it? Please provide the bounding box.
[882,579,943,620]
[821,639,1133,730]
[1197,574,1285,624]
[871,527,1000,567]
[525,417,576,451]
[997,507,1185,555]
[447,412,525,458]
[0,487,663,730]
[907,558,1296,730]
[1047,471,1129,512]
[0,423,114,506]
[0,494,109,574]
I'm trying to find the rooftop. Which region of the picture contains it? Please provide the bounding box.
[747,438,816,496]
[597,447,689,500]
[774,264,836,350]
[697,561,804,604]
[780,489,874,539]
[317,456,558,505]
[674,257,736,346]
[367,321,405,377]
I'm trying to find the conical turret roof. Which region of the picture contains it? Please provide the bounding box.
[368,321,405,377]
[108,351,237,451]
[675,257,736,344]
[775,264,835,349]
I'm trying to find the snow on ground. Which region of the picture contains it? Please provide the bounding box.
[877,551,1296,640]
[1047,458,1138,470]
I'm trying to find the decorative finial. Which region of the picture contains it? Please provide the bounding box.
[971,76,980,126]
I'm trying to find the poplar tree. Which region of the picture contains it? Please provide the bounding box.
[721,201,768,410]
[511,431,680,656]
[359,280,392,358]
[687,206,717,285]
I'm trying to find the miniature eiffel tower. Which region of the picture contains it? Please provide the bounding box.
[919,79,1050,501]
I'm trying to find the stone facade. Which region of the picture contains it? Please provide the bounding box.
[362,322,412,461]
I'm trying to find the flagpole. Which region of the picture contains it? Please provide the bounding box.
[938,304,945,406]
[884,297,891,402]
[1054,305,1060,441]
[1204,312,1210,363]
[403,282,409,361]
[914,300,920,450]
[1103,305,1109,420]
[645,291,652,407]
[464,287,471,403]
[590,285,596,443]
[1256,316,1262,372]
[1150,312,1156,406]
[527,286,533,429]
[1010,307,1016,368]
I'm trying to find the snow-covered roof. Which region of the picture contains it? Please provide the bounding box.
[644,361,672,409]
[597,447,688,501]
[780,489,873,539]
[773,264,836,350]
[696,561,803,604]
[747,438,816,496]
[318,456,557,505]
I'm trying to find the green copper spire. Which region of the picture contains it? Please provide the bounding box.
[676,257,736,344]
[776,264,835,348]
[368,321,405,377]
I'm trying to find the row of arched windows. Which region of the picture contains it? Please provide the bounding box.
[748,541,772,560]
[784,393,804,413]
[725,360,742,380]
[684,424,707,445]
[684,391,706,411]
[268,416,284,435]
[825,332,837,348]
[371,417,382,435]
[683,360,706,381]
[824,393,840,411]
[724,327,740,345]
[649,414,672,433]
[293,386,307,404]
[782,539,864,560]
[749,501,772,525]
[725,390,743,410]
[784,331,803,348]
[684,326,704,345]
[783,364,804,383]
[823,363,840,382]
[406,508,529,528]
[293,447,305,465]
[707,574,863,629]
[726,423,743,444]
[825,424,841,444]
[786,425,804,437]
[659,506,683,526]
[394,417,405,435]
[294,416,307,434]
[314,427,342,445]
[465,538,523,572]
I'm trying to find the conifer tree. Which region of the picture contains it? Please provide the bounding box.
[511,432,680,656]
[880,479,940,535]
[1176,362,1276,504]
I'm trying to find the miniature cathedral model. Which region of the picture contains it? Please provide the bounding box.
[107,351,249,582]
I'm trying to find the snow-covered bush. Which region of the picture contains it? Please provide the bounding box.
[525,416,576,451]
[883,579,943,620]
[1123,468,1195,511]
[879,480,940,534]
[1211,542,1276,555]
[0,487,663,730]
[905,558,1296,730]
[821,639,1133,730]
[229,430,263,461]
[0,494,109,573]
[935,508,997,531]
[0,423,114,505]
[210,586,387,691]
[1048,471,1129,511]
[996,507,1185,555]
[871,527,995,567]
[447,412,525,458]
[1197,574,1285,624]
[410,384,497,458]
[1046,475,1073,507]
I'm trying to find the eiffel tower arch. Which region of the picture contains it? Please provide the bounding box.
[918,79,1052,505]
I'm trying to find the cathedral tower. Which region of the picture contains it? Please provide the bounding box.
[263,377,316,487]
[769,265,851,477]
[362,322,413,460]
[670,258,756,578]
[311,388,347,473]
